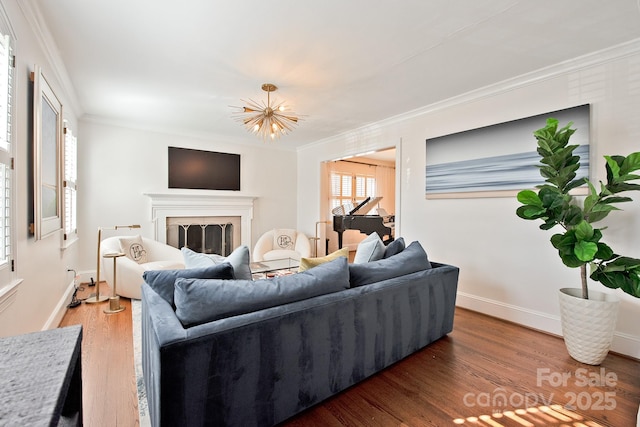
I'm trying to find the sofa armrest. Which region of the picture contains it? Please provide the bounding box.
[102,256,152,299]
[142,284,188,345]
[114,255,144,284]
[252,231,274,262]
[294,232,311,258]
[141,284,189,427]
[143,237,184,263]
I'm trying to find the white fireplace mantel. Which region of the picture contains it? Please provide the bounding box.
[144,192,256,248]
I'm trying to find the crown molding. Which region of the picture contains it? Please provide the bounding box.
[300,37,640,152]
[0,1,16,40]
[18,0,83,118]
[81,114,299,153]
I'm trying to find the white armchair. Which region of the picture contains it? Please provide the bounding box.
[252,229,311,262]
[100,236,184,299]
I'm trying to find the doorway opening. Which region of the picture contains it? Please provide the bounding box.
[319,147,396,256]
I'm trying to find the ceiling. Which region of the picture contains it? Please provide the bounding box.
[34,0,640,151]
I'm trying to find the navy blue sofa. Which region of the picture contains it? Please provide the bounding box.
[141,242,459,427]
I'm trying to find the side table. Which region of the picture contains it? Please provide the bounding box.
[0,325,83,426]
[103,252,126,314]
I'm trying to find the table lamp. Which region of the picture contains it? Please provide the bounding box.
[85,224,141,304]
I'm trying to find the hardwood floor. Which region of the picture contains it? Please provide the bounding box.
[59,284,640,427]
[60,283,138,427]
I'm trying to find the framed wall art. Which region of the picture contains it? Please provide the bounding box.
[30,65,63,240]
[425,104,590,199]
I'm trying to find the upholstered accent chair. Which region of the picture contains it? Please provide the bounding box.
[100,236,184,299]
[252,228,311,262]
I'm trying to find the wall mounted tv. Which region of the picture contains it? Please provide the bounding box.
[168,147,241,191]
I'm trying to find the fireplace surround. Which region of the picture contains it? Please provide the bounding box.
[145,193,255,253]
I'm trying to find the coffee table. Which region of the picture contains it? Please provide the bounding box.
[250,258,300,277]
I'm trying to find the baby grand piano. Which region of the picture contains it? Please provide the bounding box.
[332,196,394,249]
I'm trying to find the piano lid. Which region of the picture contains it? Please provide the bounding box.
[332,196,383,216]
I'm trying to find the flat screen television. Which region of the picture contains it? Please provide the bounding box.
[168,147,241,191]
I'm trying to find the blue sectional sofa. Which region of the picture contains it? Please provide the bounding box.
[141,241,459,427]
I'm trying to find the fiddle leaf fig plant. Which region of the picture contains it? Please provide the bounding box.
[516,118,640,299]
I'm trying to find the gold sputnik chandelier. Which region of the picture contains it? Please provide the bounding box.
[233,83,301,140]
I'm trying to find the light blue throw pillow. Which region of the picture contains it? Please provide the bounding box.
[174,257,350,327]
[353,232,386,264]
[181,245,252,280]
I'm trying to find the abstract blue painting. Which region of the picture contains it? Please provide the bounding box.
[425,104,590,198]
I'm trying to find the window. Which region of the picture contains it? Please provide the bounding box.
[330,172,352,212]
[0,26,15,292]
[63,124,77,245]
[355,174,376,201]
[330,172,376,213]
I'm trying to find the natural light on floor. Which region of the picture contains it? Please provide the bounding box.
[452,404,604,426]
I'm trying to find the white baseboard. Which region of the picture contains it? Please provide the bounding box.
[42,280,76,330]
[611,331,640,360]
[77,269,95,286]
[0,279,22,315]
[456,291,562,334]
[456,291,639,360]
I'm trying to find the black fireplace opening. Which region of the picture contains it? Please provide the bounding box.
[176,223,233,256]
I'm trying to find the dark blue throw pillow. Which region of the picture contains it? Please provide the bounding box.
[383,237,405,258]
[143,262,235,306]
[349,240,431,288]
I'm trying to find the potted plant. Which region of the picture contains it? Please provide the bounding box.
[516,118,640,365]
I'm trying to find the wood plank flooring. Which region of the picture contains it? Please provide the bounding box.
[59,283,138,427]
[59,283,640,427]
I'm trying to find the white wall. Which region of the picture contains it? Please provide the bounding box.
[76,121,298,275]
[298,41,640,359]
[0,0,82,336]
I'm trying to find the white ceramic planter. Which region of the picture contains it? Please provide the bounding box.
[558,288,620,365]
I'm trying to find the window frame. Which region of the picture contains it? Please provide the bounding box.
[62,122,78,248]
[0,11,20,309]
[31,65,63,240]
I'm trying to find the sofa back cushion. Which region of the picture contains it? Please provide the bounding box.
[143,263,235,306]
[349,240,431,288]
[181,245,252,280]
[174,257,350,327]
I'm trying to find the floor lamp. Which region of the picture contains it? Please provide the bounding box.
[85,224,141,304]
[313,221,329,257]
